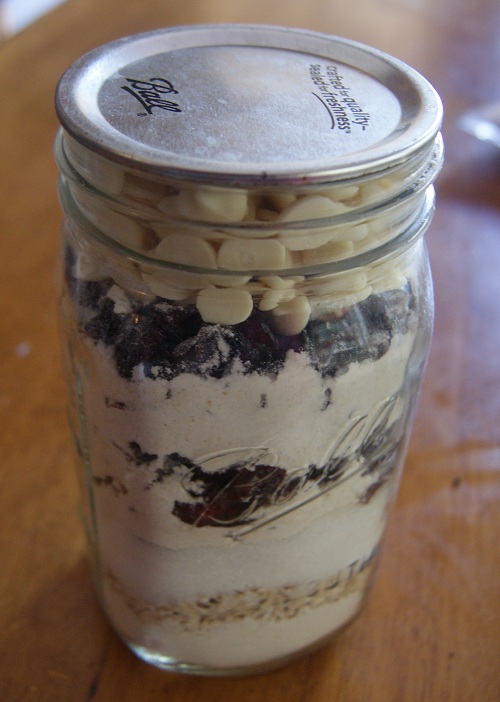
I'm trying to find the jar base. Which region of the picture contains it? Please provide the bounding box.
[124,622,354,677]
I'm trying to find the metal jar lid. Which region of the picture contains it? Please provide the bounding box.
[55,24,443,186]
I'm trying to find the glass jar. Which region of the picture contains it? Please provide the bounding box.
[55,25,443,676]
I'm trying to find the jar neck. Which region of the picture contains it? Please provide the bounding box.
[55,129,443,277]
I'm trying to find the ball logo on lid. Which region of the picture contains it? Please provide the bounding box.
[121,77,182,116]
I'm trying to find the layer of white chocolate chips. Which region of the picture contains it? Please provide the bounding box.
[63,135,423,334]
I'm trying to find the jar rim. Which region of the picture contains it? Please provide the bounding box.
[55,127,443,224]
[58,169,436,279]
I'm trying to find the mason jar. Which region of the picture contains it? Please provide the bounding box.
[55,25,443,676]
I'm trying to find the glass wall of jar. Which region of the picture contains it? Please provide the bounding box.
[55,128,442,675]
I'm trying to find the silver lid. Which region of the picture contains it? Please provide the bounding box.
[55,24,442,186]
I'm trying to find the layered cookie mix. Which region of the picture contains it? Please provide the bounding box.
[61,217,426,669]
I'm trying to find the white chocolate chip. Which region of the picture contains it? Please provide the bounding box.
[259,275,297,289]
[141,271,195,300]
[278,195,349,223]
[301,239,355,265]
[218,239,289,270]
[270,295,311,335]
[283,222,368,251]
[196,287,253,324]
[258,287,296,311]
[279,228,337,251]
[327,185,360,202]
[358,177,395,205]
[176,187,249,223]
[333,223,369,242]
[141,265,212,301]
[220,225,278,240]
[154,234,218,268]
[244,280,273,295]
[207,273,252,288]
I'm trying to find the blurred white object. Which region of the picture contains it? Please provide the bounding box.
[459,102,500,148]
[0,0,66,35]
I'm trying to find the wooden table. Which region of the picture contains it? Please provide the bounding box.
[1,1,499,700]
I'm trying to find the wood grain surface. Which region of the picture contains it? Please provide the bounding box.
[0,1,499,700]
